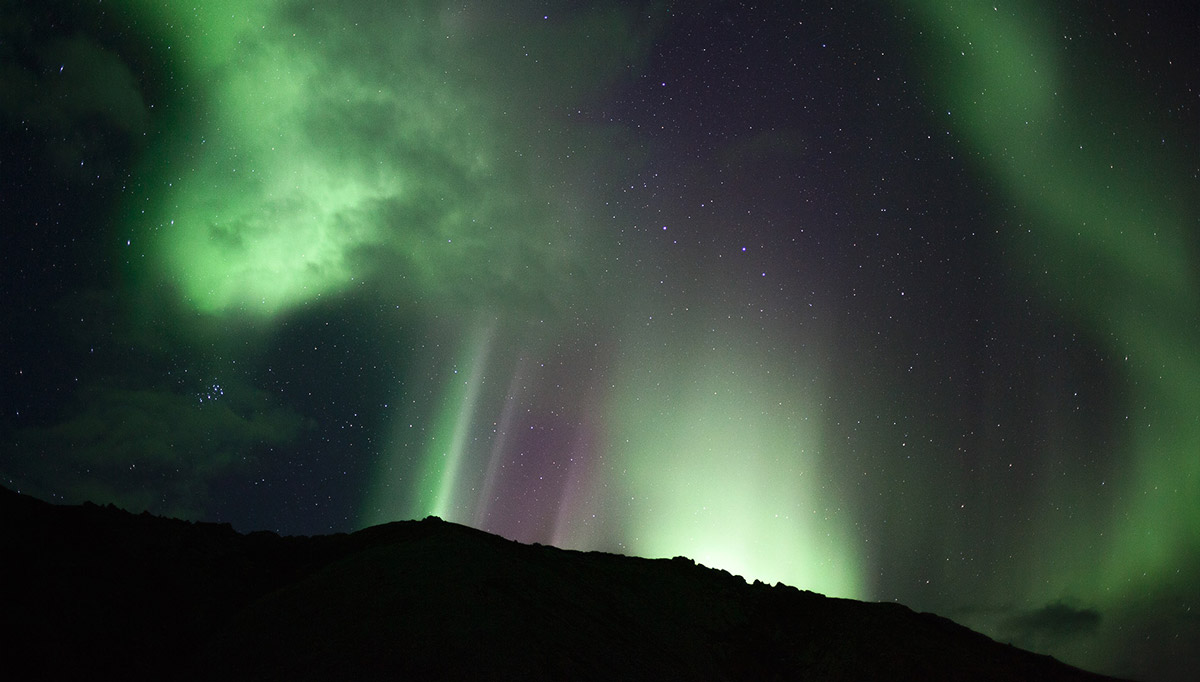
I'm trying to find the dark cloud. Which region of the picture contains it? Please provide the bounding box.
[0,32,148,183]
[4,378,307,520]
[1001,600,1102,649]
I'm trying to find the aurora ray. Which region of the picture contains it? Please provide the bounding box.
[421,319,495,520]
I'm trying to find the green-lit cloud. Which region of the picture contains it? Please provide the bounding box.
[124,0,658,320]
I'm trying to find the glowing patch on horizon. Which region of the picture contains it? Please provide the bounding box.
[608,328,862,598]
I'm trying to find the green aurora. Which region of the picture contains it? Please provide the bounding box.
[899,0,1197,587]
[893,0,1198,666]
[117,0,868,596]
[122,0,1198,610]
[4,1,1195,678]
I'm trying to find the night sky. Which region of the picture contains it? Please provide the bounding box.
[2,1,1196,679]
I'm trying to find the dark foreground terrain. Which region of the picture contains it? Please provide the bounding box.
[1,486,1129,681]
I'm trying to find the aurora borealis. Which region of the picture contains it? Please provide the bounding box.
[2,1,1196,679]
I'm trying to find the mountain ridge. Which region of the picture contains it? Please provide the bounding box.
[0,485,1130,680]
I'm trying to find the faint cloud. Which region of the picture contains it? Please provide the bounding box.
[5,379,307,519]
[1001,600,1102,649]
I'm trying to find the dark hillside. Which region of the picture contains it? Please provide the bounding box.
[0,486,1130,681]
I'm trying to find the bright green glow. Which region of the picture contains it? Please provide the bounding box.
[123,1,653,319]
[161,159,388,314]
[897,0,1198,669]
[609,324,862,598]
[135,1,442,315]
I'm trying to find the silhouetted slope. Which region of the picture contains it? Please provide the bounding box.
[0,486,1130,681]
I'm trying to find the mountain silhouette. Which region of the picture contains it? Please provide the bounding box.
[0,485,1129,681]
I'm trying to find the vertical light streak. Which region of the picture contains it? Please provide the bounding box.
[551,387,605,548]
[473,358,528,529]
[419,320,495,521]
